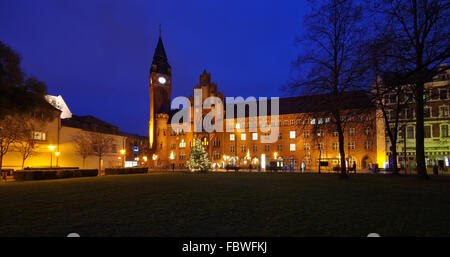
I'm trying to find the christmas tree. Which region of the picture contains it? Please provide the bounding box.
[186,138,211,172]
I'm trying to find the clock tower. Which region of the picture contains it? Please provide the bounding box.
[149,30,172,150]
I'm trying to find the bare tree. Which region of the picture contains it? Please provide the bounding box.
[287,0,369,177]
[370,0,450,179]
[72,132,93,168]
[15,118,39,169]
[0,116,21,169]
[88,132,114,170]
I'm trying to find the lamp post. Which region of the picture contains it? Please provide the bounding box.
[120,149,126,167]
[55,152,60,167]
[48,145,56,168]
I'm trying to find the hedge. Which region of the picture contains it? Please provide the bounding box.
[14,169,98,181]
[104,167,148,175]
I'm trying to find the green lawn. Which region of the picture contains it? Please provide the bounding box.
[1,172,449,237]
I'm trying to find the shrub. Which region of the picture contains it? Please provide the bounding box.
[14,169,98,181]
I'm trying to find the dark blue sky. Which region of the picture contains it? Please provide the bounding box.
[0,0,307,136]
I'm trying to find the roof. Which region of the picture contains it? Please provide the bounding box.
[61,115,122,135]
[168,90,373,120]
[151,36,171,75]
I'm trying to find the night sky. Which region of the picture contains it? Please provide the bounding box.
[0,0,307,136]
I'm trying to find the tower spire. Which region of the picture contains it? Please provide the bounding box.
[159,24,161,37]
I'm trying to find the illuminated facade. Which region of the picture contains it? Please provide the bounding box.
[148,36,381,171]
[380,65,450,171]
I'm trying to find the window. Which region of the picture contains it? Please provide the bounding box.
[170,143,175,149]
[284,121,288,126]
[364,127,370,135]
[290,120,295,126]
[252,145,257,152]
[290,144,296,151]
[406,126,415,139]
[440,106,449,117]
[278,132,282,139]
[424,107,432,118]
[290,131,296,139]
[348,128,355,136]
[424,125,432,138]
[235,123,241,129]
[332,142,339,150]
[348,142,355,150]
[441,125,449,138]
[252,133,258,140]
[318,143,324,150]
[389,94,397,104]
[230,145,235,153]
[241,133,246,140]
[333,131,339,137]
[405,108,414,119]
[179,139,186,149]
[364,141,371,150]
[311,119,316,124]
[303,143,310,151]
[213,151,221,160]
[277,144,283,151]
[230,134,235,141]
[213,138,220,147]
[317,129,323,137]
[264,145,270,151]
[304,131,309,138]
[241,145,246,153]
[32,131,46,141]
[179,152,186,160]
[440,89,448,100]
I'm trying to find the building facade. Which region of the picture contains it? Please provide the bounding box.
[382,66,450,171]
[148,36,382,171]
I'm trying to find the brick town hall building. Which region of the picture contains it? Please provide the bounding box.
[148,35,385,172]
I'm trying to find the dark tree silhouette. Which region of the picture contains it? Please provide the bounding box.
[287,0,369,178]
[0,41,50,120]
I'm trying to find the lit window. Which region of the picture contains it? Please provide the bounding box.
[252,133,258,140]
[179,139,186,149]
[290,144,296,151]
[230,145,235,152]
[230,134,235,141]
[406,126,414,139]
[303,143,310,150]
[348,142,355,150]
[236,123,240,129]
[304,131,309,138]
[290,131,296,139]
[332,142,338,150]
[241,133,246,140]
[317,129,323,137]
[441,125,449,138]
[348,128,355,136]
[318,143,324,150]
[440,106,449,117]
[32,131,46,141]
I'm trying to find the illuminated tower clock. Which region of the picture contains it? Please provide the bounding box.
[149,28,172,150]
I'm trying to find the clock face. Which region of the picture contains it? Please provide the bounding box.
[158,76,166,85]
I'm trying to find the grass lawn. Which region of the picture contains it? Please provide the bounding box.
[0,172,449,237]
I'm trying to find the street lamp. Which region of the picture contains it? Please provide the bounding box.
[55,152,60,167]
[120,149,126,167]
[48,145,56,168]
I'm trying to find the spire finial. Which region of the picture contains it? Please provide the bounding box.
[159,24,162,37]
